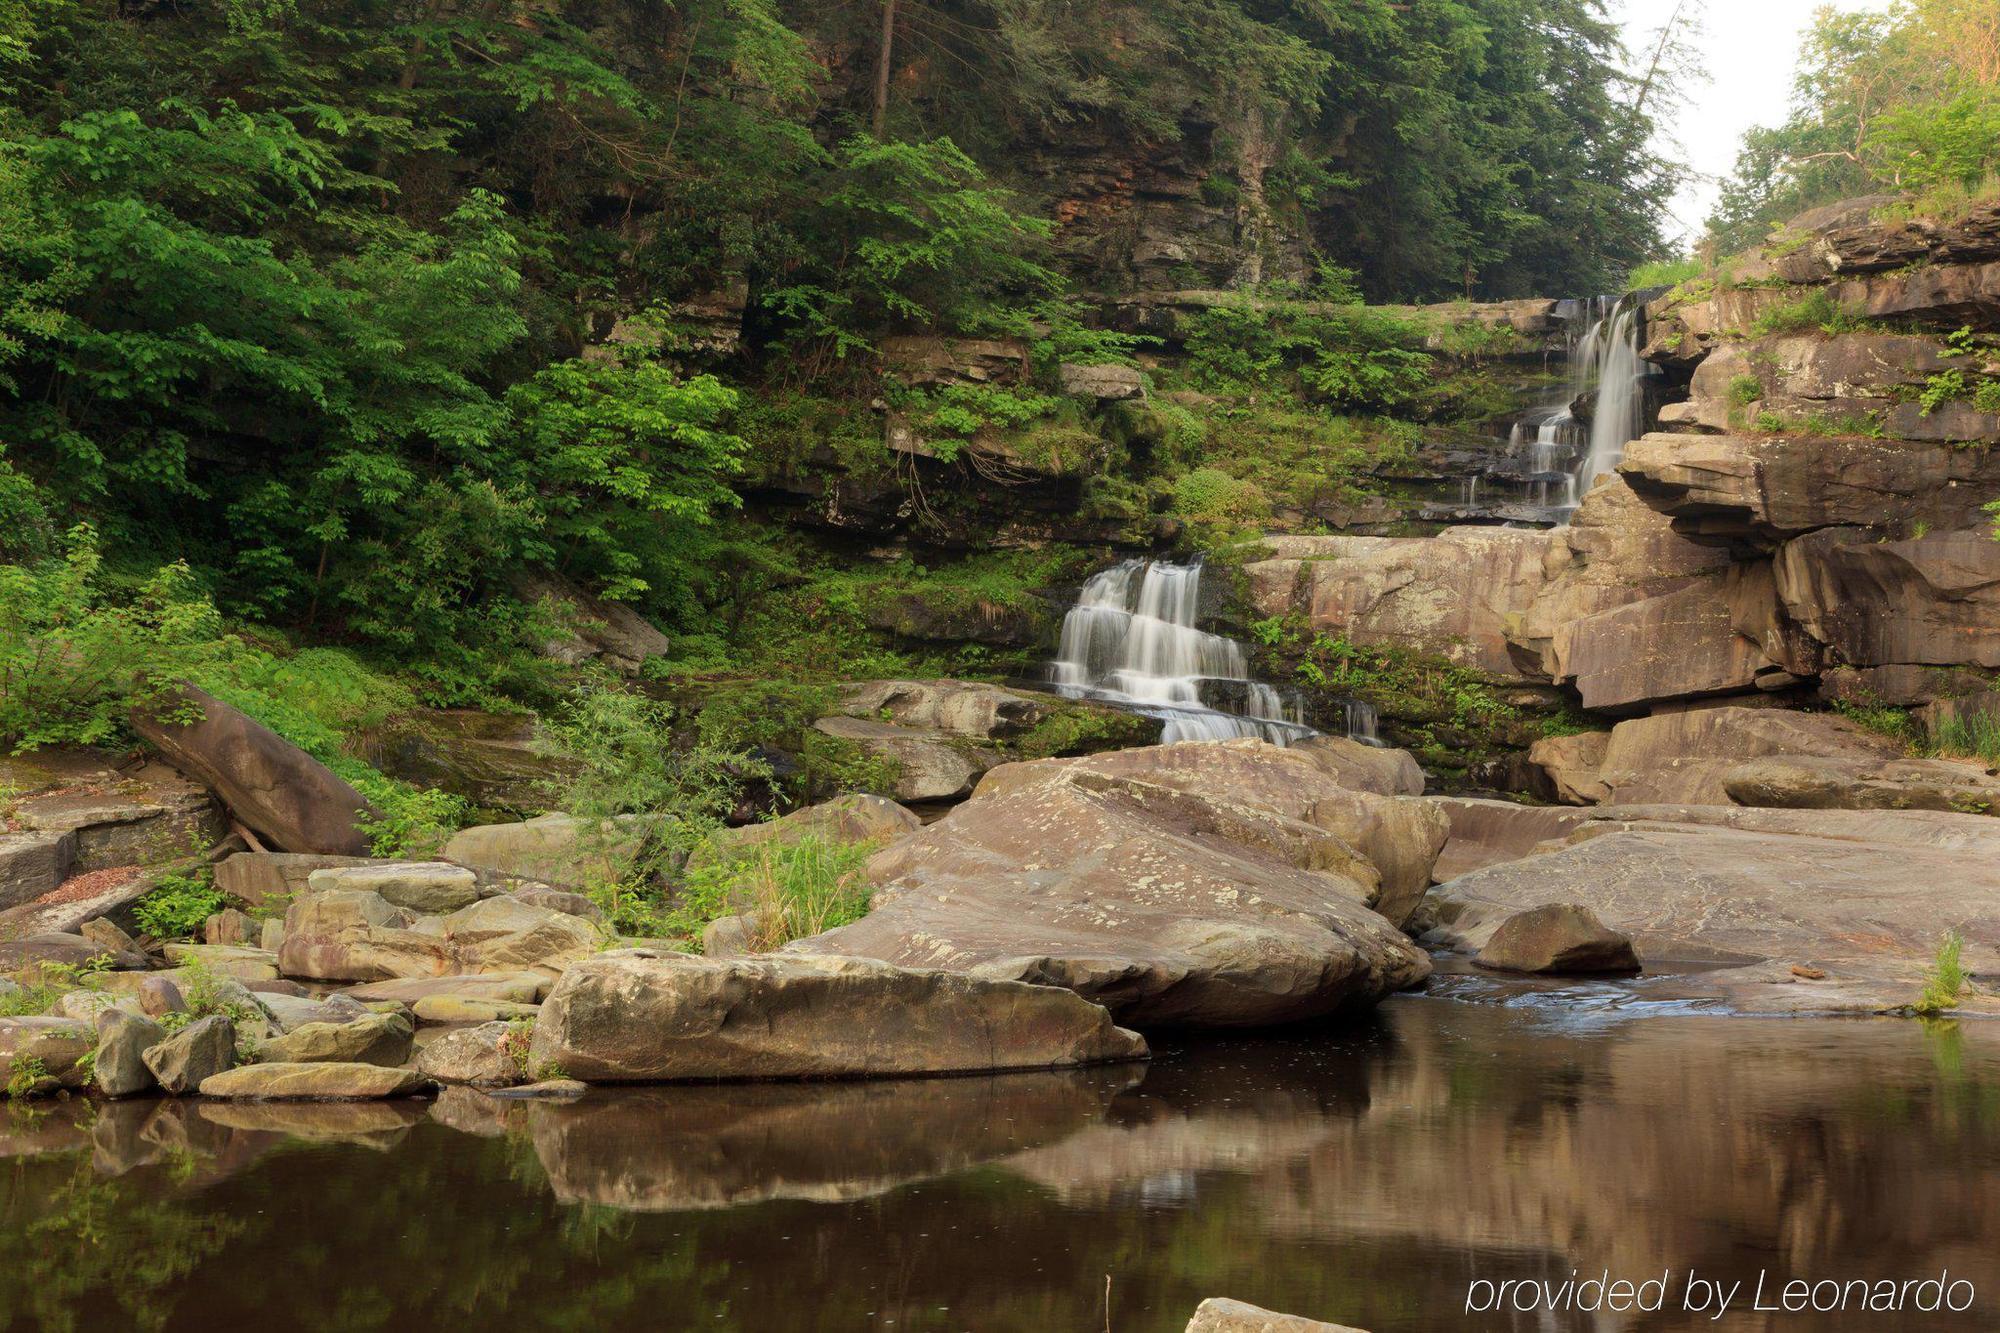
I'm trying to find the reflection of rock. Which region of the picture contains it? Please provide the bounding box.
[1186,1299,1366,1333]
[193,1099,425,1145]
[529,1065,1141,1210]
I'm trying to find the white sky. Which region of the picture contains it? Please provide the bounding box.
[1609,0,1891,247]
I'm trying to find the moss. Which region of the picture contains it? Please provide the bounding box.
[1009,701,1158,760]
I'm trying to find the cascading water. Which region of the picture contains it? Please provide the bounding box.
[1499,294,1652,523]
[1048,559,1321,745]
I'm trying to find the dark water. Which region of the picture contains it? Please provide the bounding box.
[3,994,1998,1332]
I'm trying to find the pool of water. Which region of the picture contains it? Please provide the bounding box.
[3,994,1997,1331]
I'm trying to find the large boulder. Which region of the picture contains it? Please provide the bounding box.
[258,1011,414,1066]
[414,1022,524,1086]
[692,794,922,868]
[529,951,1148,1082]
[129,685,375,855]
[92,1009,165,1098]
[1290,737,1425,796]
[790,741,1437,1027]
[0,930,145,972]
[305,862,479,914]
[214,852,377,908]
[836,679,1051,739]
[441,813,646,888]
[142,1014,237,1095]
[1595,706,1907,806]
[0,1017,95,1093]
[1527,731,1611,805]
[1556,578,1782,712]
[1474,903,1639,974]
[513,569,671,676]
[276,889,450,982]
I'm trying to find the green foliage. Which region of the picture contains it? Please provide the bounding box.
[1932,710,2000,766]
[1915,931,1970,1015]
[1833,699,1919,747]
[1749,288,1868,337]
[130,872,228,943]
[352,777,470,859]
[1171,468,1267,527]
[1627,257,1704,290]
[1185,292,1436,412]
[154,957,264,1035]
[669,834,876,952]
[0,526,230,751]
[0,956,110,1019]
[1870,91,2000,196]
[692,682,896,803]
[5,1054,51,1099]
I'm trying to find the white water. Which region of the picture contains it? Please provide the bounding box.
[1501,295,1651,522]
[1049,559,1321,745]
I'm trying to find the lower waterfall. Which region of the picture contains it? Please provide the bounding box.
[1048,559,1329,745]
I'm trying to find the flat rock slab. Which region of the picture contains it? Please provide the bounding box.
[215,851,378,907]
[306,861,480,913]
[529,951,1148,1083]
[162,943,280,981]
[411,995,539,1025]
[1430,807,2000,1005]
[792,741,1438,1028]
[199,1062,431,1100]
[341,972,547,1005]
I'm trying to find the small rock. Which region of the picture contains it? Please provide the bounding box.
[254,991,368,1033]
[136,976,187,1018]
[340,973,546,1005]
[244,978,308,998]
[198,1062,430,1100]
[700,913,757,958]
[93,1009,165,1098]
[258,1011,414,1066]
[1474,903,1640,975]
[203,908,259,947]
[413,1022,524,1087]
[410,995,539,1025]
[141,1014,237,1095]
[80,917,141,956]
[1791,964,1828,980]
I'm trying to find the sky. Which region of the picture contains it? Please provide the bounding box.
[1609,0,1890,247]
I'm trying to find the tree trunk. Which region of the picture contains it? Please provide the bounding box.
[873,0,897,140]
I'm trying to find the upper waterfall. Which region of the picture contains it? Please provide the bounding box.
[1498,293,1654,524]
[1048,559,1316,745]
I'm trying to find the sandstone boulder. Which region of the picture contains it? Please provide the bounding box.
[0,931,145,972]
[837,679,1051,739]
[1775,526,2000,672]
[531,951,1147,1082]
[514,569,671,675]
[1428,799,1594,883]
[340,973,546,1006]
[695,793,922,867]
[441,813,646,888]
[413,1022,524,1087]
[1290,737,1425,796]
[1556,578,1780,712]
[1596,707,1904,806]
[1474,903,1640,974]
[129,685,375,854]
[790,741,1436,1027]
[142,1014,237,1095]
[1527,732,1611,804]
[410,995,538,1025]
[306,861,480,914]
[259,1011,414,1066]
[202,908,259,947]
[93,1009,165,1098]
[198,1062,430,1100]
[161,943,279,981]
[214,852,376,907]
[0,1017,95,1093]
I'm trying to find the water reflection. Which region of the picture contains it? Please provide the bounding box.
[0,998,1995,1331]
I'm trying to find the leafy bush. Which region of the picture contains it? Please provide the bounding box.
[0,526,228,752]
[1869,92,2000,197]
[1627,257,1704,290]
[130,872,228,943]
[1932,710,2000,766]
[1750,288,1867,337]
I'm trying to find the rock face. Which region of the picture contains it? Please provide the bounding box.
[1474,903,1639,974]
[1429,799,1595,882]
[1776,527,2000,671]
[1290,737,1425,796]
[1429,805,2000,1006]
[1723,755,2000,815]
[129,685,375,855]
[1184,1299,1367,1333]
[790,741,1438,1028]
[529,951,1148,1082]
[810,715,989,803]
[1527,732,1611,805]
[1595,707,1905,806]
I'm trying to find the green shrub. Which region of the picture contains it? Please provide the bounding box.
[1171,467,1267,525]
[1932,710,2000,766]
[1914,931,1969,1015]
[670,834,876,952]
[1750,288,1867,337]
[130,872,228,942]
[0,526,229,752]
[1627,257,1704,290]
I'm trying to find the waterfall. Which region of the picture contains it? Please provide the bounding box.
[1502,295,1651,522]
[1049,559,1321,745]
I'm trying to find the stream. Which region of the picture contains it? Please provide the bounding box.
[4,985,1996,1331]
